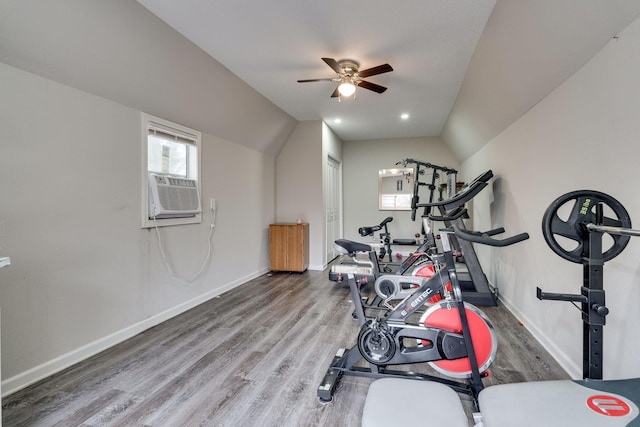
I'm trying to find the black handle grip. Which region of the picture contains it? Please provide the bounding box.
[359,225,381,236]
[462,227,506,237]
[452,224,529,247]
[359,217,393,236]
[485,227,506,236]
[411,196,419,221]
[428,206,468,222]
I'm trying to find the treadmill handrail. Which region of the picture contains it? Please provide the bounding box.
[415,170,493,210]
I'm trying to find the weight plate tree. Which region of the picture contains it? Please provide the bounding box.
[542,190,632,263]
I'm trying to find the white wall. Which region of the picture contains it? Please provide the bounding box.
[275,121,324,269]
[0,62,276,394]
[322,123,344,259]
[0,0,297,155]
[275,121,344,270]
[462,15,640,379]
[323,123,344,175]
[342,137,460,244]
[441,0,640,161]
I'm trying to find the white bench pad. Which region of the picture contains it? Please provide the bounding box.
[362,378,469,427]
[479,379,640,427]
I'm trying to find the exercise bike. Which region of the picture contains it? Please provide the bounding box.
[318,210,530,404]
[329,167,502,307]
[357,216,402,270]
[362,190,640,427]
[331,210,468,310]
[329,159,458,284]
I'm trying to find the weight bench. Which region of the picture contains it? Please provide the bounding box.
[362,377,640,426]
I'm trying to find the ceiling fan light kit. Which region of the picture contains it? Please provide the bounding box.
[297,57,393,99]
[338,79,356,97]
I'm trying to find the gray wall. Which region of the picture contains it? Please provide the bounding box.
[0,62,278,393]
[275,121,344,270]
[461,14,640,379]
[0,0,297,394]
[342,137,460,245]
[275,121,324,269]
[0,0,296,155]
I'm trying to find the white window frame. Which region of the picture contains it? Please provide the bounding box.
[141,112,202,228]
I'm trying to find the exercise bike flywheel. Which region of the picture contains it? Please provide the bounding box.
[419,302,497,378]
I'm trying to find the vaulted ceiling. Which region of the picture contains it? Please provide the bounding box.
[2,1,640,161]
[137,0,640,160]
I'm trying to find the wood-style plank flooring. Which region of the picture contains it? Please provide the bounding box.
[2,268,569,426]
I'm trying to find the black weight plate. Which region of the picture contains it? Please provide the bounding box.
[542,190,631,263]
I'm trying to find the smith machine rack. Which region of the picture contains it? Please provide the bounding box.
[402,158,499,306]
[537,190,637,380]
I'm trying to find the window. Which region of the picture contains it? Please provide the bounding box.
[378,168,413,210]
[148,134,189,177]
[141,113,202,228]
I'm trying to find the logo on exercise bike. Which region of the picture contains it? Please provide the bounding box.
[586,395,631,417]
[401,287,432,316]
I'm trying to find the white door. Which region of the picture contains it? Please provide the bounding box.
[326,157,342,262]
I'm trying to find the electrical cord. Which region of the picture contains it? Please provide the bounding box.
[152,204,216,284]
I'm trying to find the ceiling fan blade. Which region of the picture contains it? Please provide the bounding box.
[330,86,340,98]
[357,80,387,93]
[297,78,335,83]
[358,64,393,78]
[322,57,343,74]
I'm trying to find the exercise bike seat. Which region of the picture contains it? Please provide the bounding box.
[334,239,372,255]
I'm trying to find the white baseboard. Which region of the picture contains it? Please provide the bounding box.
[308,264,325,271]
[1,267,269,397]
[498,296,581,379]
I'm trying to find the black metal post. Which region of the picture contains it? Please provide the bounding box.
[583,222,606,379]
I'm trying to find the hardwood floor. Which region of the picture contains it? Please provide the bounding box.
[2,268,568,426]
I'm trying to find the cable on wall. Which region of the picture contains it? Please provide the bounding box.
[152,203,216,284]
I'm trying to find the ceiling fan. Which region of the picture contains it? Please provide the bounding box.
[297,57,393,98]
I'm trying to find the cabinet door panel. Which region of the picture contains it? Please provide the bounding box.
[269,224,308,272]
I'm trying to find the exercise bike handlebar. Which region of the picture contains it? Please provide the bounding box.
[427,208,507,239]
[380,216,393,227]
[415,170,493,210]
[452,224,530,247]
[359,217,394,237]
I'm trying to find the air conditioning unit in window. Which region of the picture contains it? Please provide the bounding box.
[148,173,201,219]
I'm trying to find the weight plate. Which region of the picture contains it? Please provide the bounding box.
[542,190,631,263]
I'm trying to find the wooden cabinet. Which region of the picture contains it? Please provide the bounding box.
[269,223,309,272]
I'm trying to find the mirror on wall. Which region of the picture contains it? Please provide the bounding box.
[378,168,414,210]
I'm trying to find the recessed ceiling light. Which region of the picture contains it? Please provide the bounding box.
[334,118,342,124]
[400,113,410,120]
